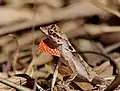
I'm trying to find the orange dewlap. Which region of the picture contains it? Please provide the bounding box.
[39,40,60,57]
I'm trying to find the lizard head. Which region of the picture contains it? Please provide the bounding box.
[40,24,64,45]
[40,24,76,52]
[40,24,60,36]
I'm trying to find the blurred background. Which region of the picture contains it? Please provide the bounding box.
[0,0,120,90]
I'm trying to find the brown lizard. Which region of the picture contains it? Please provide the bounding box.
[40,24,101,83]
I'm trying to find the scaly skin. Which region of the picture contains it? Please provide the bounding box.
[40,24,97,82]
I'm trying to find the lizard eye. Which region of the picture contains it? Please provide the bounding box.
[48,29,54,35]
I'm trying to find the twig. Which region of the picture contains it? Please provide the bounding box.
[84,24,120,35]
[0,78,32,91]
[78,51,119,75]
[36,83,47,91]
[104,74,120,91]
[9,34,19,73]
[25,47,37,76]
[90,0,120,17]
[26,0,37,77]
[51,57,61,91]
[104,42,120,53]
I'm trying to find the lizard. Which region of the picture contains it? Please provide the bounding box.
[39,24,102,83]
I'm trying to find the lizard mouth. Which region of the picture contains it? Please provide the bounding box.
[43,37,59,49]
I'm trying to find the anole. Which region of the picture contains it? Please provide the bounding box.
[39,24,100,83]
